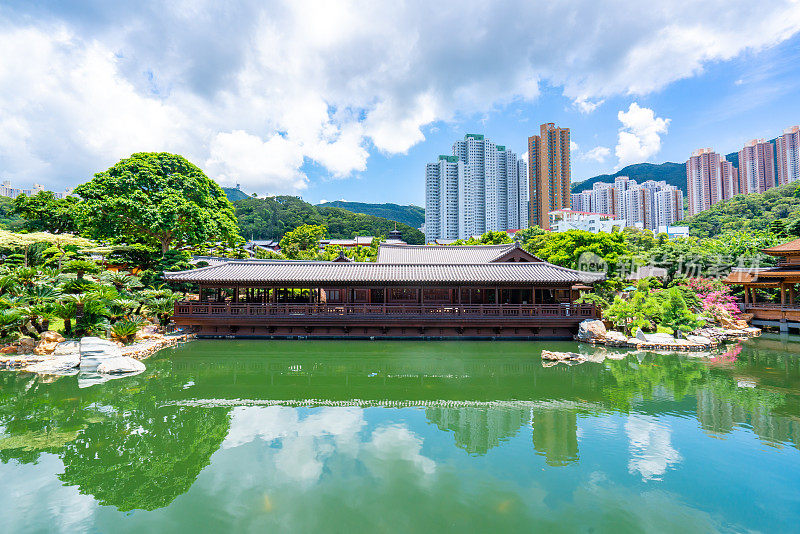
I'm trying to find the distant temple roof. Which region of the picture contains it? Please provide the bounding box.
[762,237,800,257]
[375,243,541,264]
[163,261,604,285]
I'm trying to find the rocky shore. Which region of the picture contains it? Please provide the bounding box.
[575,319,760,351]
[0,328,194,379]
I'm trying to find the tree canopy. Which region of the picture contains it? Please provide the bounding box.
[12,192,83,234]
[75,153,242,254]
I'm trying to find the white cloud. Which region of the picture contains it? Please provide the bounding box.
[1,1,799,193]
[614,103,670,168]
[574,97,604,114]
[582,146,611,163]
[570,141,580,154]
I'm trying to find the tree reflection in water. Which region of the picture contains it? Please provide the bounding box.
[0,338,797,512]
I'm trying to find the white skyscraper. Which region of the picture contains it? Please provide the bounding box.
[425,134,528,242]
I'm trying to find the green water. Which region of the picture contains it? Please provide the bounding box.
[1,338,800,533]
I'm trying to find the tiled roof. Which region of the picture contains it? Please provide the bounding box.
[164,260,604,285]
[376,243,536,264]
[762,238,800,256]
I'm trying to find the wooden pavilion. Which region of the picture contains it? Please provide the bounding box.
[723,237,800,332]
[165,243,604,339]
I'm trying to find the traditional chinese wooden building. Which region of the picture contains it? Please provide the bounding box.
[165,243,604,339]
[723,237,800,332]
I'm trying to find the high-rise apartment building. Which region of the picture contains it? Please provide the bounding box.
[738,139,775,194]
[529,123,570,229]
[424,135,528,243]
[776,125,800,186]
[569,176,683,231]
[686,148,738,216]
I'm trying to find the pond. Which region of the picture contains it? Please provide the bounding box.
[1,338,800,533]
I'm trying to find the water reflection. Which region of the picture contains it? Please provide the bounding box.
[0,337,798,517]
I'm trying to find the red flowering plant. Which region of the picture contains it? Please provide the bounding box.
[677,277,741,325]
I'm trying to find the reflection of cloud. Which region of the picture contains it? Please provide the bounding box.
[221,407,435,485]
[625,415,681,481]
[222,406,365,484]
[0,454,97,532]
[366,425,436,476]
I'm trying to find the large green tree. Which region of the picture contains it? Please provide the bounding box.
[12,192,83,234]
[75,153,241,254]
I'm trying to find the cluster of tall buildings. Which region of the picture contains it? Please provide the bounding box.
[570,176,684,231]
[425,134,528,241]
[0,181,73,200]
[686,125,800,216]
[425,123,572,242]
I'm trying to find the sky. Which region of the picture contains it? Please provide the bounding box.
[1,1,800,207]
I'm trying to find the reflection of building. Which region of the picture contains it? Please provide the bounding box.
[531,408,579,466]
[426,407,528,455]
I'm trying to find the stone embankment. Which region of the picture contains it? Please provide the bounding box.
[0,327,194,378]
[541,319,761,367]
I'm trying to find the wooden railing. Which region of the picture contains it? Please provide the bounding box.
[174,301,598,320]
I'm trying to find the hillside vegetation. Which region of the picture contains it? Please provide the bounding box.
[572,162,686,193]
[234,195,425,244]
[680,182,800,238]
[317,201,425,228]
[222,187,250,202]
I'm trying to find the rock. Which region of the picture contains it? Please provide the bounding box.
[0,345,17,354]
[25,354,80,375]
[40,331,65,343]
[637,332,676,345]
[96,356,146,374]
[17,337,35,354]
[79,337,123,371]
[686,335,712,347]
[604,331,628,346]
[627,338,642,346]
[541,350,586,364]
[577,319,607,342]
[33,339,60,355]
[53,341,80,355]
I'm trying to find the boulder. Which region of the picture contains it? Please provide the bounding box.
[79,337,123,371]
[604,331,628,346]
[541,350,586,364]
[53,341,80,355]
[33,339,60,355]
[686,335,712,347]
[25,354,80,375]
[636,331,677,345]
[96,356,146,374]
[0,345,17,354]
[40,331,65,344]
[577,319,606,342]
[17,337,35,354]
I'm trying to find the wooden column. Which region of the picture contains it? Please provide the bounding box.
[744,286,749,305]
[781,284,786,306]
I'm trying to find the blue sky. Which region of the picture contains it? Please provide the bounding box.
[2,1,800,207]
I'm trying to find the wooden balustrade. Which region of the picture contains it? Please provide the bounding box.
[174,301,598,320]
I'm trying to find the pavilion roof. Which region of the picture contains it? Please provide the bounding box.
[163,260,604,285]
[761,237,800,256]
[375,243,541,264]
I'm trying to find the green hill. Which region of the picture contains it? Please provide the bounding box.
[234,195,425,244]
[680,182,800,237]
[223,187,250,202]
[317,201,425,229]
[572,162,686,193]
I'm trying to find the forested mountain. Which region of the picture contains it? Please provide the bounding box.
[680,182,800,237]
[317,201,425,228]
[572,162,686,193]
[234,195,425,244]
[222,187,250,202]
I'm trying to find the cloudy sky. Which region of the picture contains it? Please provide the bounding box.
[2,1,800,205]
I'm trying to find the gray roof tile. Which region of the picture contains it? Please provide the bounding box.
[164,260,604,285]
[376,243,533,264]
